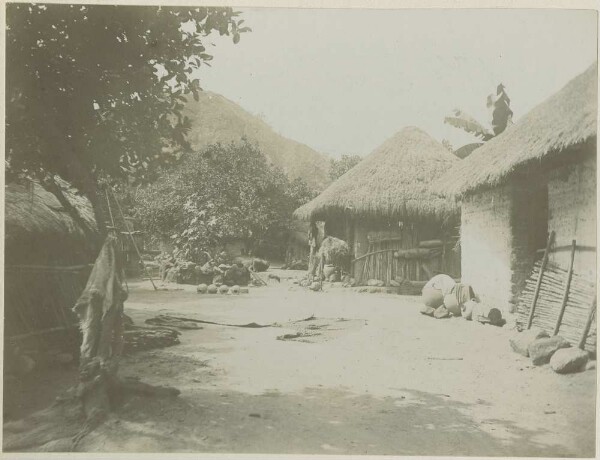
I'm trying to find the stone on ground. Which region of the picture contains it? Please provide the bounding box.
[550,348,589,374]
[367,279,385,287]
[309,282,322,291]
[528,336,571,365]
[420,305,435,317]
[509,327,550,357]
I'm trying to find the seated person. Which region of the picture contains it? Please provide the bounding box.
[422,274,456,309]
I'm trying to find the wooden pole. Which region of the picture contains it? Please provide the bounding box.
[527,231,555,329]
[105,189,116,227]
[7,325,79,341]
[351,248,395,264]
[109,188,157,291]
[578,297,596,350]
[308,245,315,280]
[553,239,576,336]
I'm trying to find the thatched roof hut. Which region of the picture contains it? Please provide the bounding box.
[5,178,99,348]
[5,178,98,265]
[434,62,597,197]
[294,126,459,223]
[430,62,597,320]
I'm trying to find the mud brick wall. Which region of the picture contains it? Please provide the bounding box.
[548,154,597,280]
[461,185,514,315]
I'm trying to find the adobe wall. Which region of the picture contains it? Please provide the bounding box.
[461,185,514,314]
[548,154,597,280]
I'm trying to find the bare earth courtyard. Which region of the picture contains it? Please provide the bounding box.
[4,271,596,456]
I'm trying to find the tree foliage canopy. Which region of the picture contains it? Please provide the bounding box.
[329,154,362,181]
[6,4,247,201]
[133,141,316,261]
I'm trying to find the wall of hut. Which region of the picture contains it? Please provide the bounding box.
[547,153,596,280]
[461,178,549,315]
[4,181,98,356]
[327,216,460,285]
[461,152,596,315]
[461,185,515,313]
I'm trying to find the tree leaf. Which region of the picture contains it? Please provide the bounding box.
[444,109,494,141]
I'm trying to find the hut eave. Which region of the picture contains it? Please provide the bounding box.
[433,62,597,198]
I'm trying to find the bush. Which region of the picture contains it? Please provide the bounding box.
[134,140,315,262]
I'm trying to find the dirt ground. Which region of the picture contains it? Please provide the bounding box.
[4,269,597,456]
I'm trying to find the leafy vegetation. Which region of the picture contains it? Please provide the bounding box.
[444,83,513,158]
[6,4,247,232]
[329,154,362,181]
[133,141,316,261]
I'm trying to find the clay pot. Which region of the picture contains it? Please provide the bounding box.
[323,265,336,278]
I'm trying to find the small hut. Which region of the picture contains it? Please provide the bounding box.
[294,126,460,286]
[4,178,99,356]
[434,62,597,317]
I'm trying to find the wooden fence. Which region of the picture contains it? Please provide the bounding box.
[352,238,457,286]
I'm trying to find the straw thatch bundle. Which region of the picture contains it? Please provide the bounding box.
[294,127,459,222]
[5,178,98,264]
[317,236,350,265]
[434,62,597,197]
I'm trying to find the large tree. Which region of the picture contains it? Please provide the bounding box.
[3,6,249,450]
[6,4,248,234]
[134,140,316,261]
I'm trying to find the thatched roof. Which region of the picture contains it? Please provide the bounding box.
[293,127,459,222]
[434,62,597,197]
[5,178,98,264]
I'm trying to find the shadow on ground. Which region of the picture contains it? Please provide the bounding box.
[71,385,574,456]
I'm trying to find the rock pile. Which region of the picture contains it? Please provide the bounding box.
[510,328,592,374]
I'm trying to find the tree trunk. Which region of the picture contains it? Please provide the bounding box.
[55,144,108,240]
[81,177,108,240]
[3,235,179,452]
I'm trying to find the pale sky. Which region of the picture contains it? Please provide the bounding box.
[198,8,597,158]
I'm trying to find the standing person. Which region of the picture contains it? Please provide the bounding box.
[308,222,320,279]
